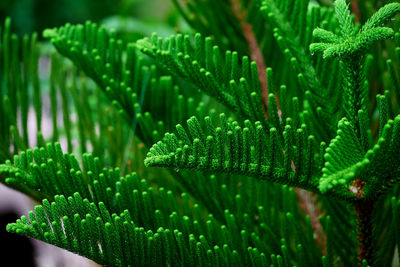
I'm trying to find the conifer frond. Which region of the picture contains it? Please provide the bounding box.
[311,27,395,59]
[362,3,400,31]
[0,18,44,159]
[258,0,341,139]
[310,1,400,58]
[334,0,355,38]
[259,0,322,92]
[7,195,140,266]
[0,142,100,202]
[311,1,400,124]
[319,115,400,200]
[4,144,324,266]
[0,18,133,166]
[145,113,327,195]
[7,191,319,267]
[44,22,205,145]
[8,193,244,267]
[136,33,269,127]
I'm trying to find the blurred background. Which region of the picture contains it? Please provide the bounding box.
[0,1,182,266]
[0,0,183,41]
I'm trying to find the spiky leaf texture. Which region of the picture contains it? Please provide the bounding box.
[310,0,400,124]
[258,0,342,127]
[319,115,400,198]
[43,22,209,146]
[136,33,269,127]
[144,1,400,201]
[2,0,400,266]
[144,113,325,194]
[4,144,324,267]
[0,17,43,160]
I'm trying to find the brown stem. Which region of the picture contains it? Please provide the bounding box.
[295,189,327,254]
[230,0,269,109]
[352,179,375,266]
[354,199,375,266]
[352,0,360,23]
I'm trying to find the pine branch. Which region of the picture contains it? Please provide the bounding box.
[137,33,270,127]
[8,193,225,267]
[259,0,341,141]
[4,145,325,266]
[0,18,43,160]
[145,113,332,197]
[260,0,322,92]
[44,22,206,146]
[311,0,400,125]
[319,115,400,199]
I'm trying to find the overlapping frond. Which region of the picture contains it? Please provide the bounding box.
[8,192,322,267]
[311,1,400,59]
[44,22,206,145]
[258,0,341,141]
[9,193,248,267]
[319,115,400,200]
[362,3,400,31]
[8,195,156,267]
[0,18,44,160]
[136,33,269,127]
[3,144,324,267]
[0,18,144,173]
[311,0,400,125]
[145,113,328,194]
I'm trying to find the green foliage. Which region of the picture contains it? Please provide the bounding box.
[320,115,400,198]
[1,0,400,266]
[310,1,399,59]
[43,21,208,146]
[4,143,321,267]
[136,33,269,126]
[145,113,323,194]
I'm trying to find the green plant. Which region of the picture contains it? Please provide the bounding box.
[1,0,400,266]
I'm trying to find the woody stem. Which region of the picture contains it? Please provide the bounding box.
[352,0,360,22]
[354,199,375,266]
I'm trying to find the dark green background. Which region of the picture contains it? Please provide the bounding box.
[0,0,177,39]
